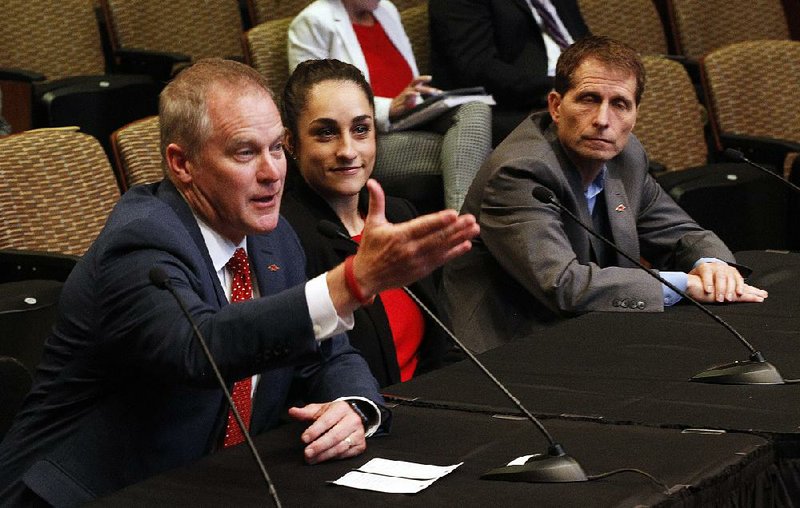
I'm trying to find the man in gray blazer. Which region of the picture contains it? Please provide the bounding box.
[443,36,767,354]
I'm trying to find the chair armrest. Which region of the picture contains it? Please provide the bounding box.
[0,67,46,83]
[0,249,79,283]
[113,48,191,82]
[716,133,800,172]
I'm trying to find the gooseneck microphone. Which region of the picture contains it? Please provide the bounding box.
[317,219,588,483]
[531,186,786,385]
[149,267,283,507]
[723,148,800,194]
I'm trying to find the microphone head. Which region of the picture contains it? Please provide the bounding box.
[723,148,745,161]
[317,220,344,239]
[149,267,171,289]
[532,186,555,204]
[317,220,357,245]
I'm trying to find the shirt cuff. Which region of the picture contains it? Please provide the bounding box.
[335,396,382,437]
[305,273,354,341]
[660,271,687,307]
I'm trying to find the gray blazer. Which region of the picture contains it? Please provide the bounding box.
[443,112,734,353]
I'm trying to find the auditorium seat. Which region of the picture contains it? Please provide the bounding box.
[390,0,428,11]
[667,0,791,60]
[578,0,670,56]
[0,0,159,155]
[636,56,792,251]
[110,115,164,192]
[246,0,310,24]
[0,127,120,257]
[244,17,295,97]
[100,0,246,83]
[399,2,431,74]
[701,40,800,173]
[635,56,708,172]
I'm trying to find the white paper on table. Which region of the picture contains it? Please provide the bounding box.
[357,457,463,479]
[331,471,438,494]
[507,453,540,466]
[330,458,463,494]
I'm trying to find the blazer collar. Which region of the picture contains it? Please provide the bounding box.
[601,164,640,266]
[155,180,227,307]
[328,0,368,74]
[295,177,362,256]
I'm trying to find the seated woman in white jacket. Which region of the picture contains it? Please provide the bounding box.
[288,0,492,211]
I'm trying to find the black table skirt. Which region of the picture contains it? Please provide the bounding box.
[93,405,784,507]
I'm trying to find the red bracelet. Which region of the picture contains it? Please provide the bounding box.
[344,255,374,306]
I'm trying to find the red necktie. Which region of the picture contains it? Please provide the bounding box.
[223,247,254,448]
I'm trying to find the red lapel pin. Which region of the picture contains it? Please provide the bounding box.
[267,264,280,272]
[615,203,626,212]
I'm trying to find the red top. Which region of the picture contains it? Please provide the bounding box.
[353,233,424,381]
[352,20,413,99]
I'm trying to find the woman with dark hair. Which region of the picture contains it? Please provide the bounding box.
[288,0,492,212]
[280,59,460,387]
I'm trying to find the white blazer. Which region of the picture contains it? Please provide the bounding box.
[288,0,419,131]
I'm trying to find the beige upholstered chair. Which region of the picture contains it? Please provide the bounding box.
[0,0,105,82]
[391,0,427,11]
[634,56,708,171]
[110,116,164,192]
[246,0,310,24]
[0,128,120,257]
[101,0,245,77]
[0,0,157,144]
[701,40,800,173]
[668,0,790,60]
[399,2,430,75]
[578,0,669,56]
[244,17,294,96]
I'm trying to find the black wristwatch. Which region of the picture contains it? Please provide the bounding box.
[348,400,370,430]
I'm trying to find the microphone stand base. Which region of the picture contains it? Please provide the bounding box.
[691,360,785,384]
[481,453,588,483]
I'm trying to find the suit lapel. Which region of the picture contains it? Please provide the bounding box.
[330,0,368,77]
[603,167,640,267]
[157,180,228,307]
[511,0,533,16]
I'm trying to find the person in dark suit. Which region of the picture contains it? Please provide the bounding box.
[280,59,461,388]
[0,58,479,506]
[428,0,589,146]
[442,36,767,353]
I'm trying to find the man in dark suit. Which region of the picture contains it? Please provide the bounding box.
[442,36,767,353]
[0,59,479,506]
[428,0,589,146]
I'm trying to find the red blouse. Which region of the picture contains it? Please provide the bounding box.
[352,19,413,98]
[353,233,424,381]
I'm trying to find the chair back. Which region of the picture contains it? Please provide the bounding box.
[634,56,708,171]
[668,0,790,59]
[578,0,668,55]
[0,0,106,81]
[0,128,120,256]
[246,0,310,24]
[111,116,165,192]
[244,17,294,97]
[400,3,430,75]
[702,40,800,147]
[0,356,32,439]
[392,0,427,10]
[102,0,244,61]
